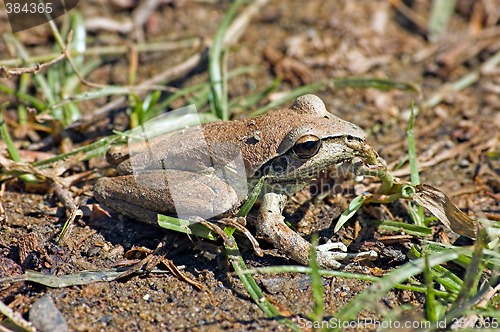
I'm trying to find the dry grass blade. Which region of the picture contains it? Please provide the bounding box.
[428,0,456,41]
[160,257,215,304]
[223,0,271,46]
[53,182,81,244]
[0,300,36,332]
[0,38,201,67]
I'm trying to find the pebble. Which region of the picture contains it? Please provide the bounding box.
[29,295,68,332]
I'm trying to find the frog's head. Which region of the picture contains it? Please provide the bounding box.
[254,94,367,193]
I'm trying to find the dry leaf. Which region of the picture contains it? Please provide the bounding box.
[413,184,479,239]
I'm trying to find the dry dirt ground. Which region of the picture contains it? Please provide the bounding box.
[0,1,499,331]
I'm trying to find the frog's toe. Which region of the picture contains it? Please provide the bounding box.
[317,242,348,253]
[315,251,343,270]
[315,242,378,269]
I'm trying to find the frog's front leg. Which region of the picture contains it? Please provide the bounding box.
[255,192,378,269]
[254,192,345,269]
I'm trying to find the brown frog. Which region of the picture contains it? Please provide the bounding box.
[94,94,376,269]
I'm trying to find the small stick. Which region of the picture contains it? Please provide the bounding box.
[0,37,69,78]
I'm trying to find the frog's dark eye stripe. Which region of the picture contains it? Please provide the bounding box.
[271,156,289,174]
[292,134,321,159]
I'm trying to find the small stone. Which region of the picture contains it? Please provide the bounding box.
[29,295,68,332]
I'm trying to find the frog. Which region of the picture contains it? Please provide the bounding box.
[93,94,377,269]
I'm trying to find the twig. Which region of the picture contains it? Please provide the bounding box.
[128,43,139,85]
[85,17,133,33]
[132,0,162,43]
[389,0,429,35]
[0,46,67,78]
[391,142,467,177]
[137,48,207,89]
[218,217,263,257]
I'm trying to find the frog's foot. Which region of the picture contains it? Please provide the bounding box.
[316,242,378,265]
[305,243,378,270]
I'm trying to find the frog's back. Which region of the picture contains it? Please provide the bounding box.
[202,94,365,175]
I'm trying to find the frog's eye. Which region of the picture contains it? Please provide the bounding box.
[292,134,321,159]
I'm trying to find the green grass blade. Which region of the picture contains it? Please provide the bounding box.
[68,10,87,67]
[47,86,132,110]
[157,215,217,240]
[334,194,366,233]
[237,176,266,218]
[407,102,425,226]
[423,247,438,321]
[365,219,432,237]
[228,77,280,113]
[0,109,38,182]
[153,82,209,113]
[32,134,119,168]
[250,82,325,116]
[3,34,56,105]
[410,245,463,295]
[152,66,258,114]
[308,235,324,324]
[0,84,46,110]
[224,231,301,331]
[332,77,419,92]
[407,102,420,186]
[63,58,102,96]
[332,248,468,331]
[208,0,243,120]
[241,266,452,298]
[16,73,31,126]
[450,230,487,311]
